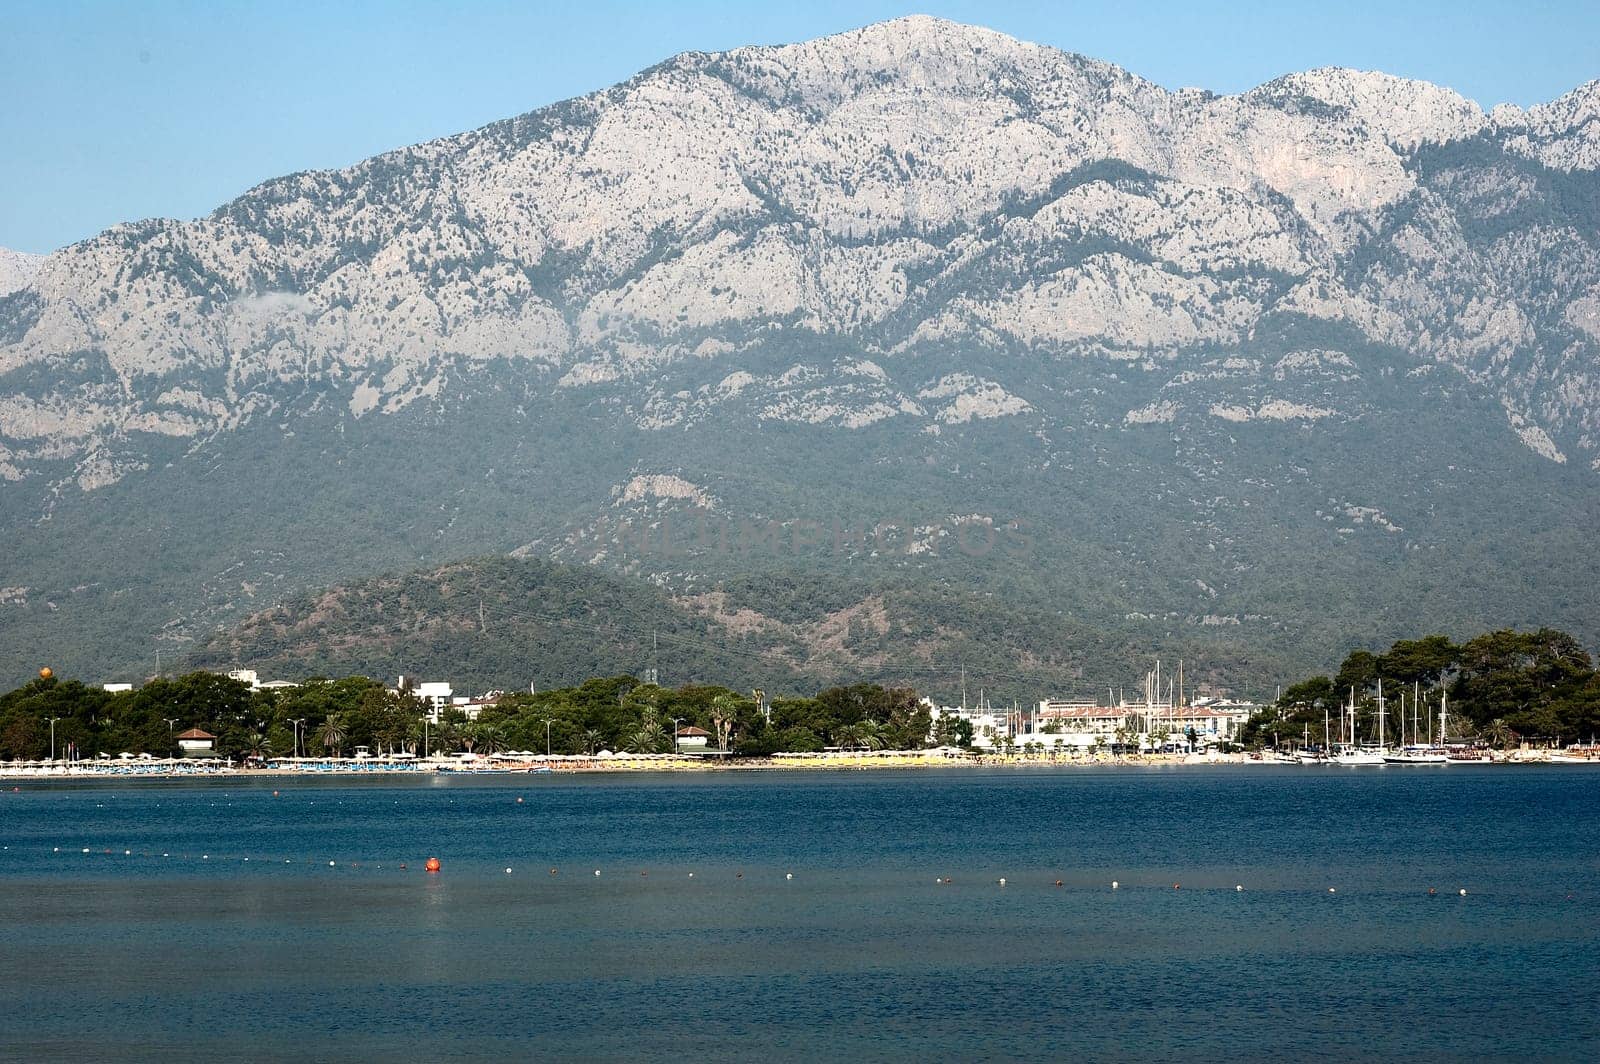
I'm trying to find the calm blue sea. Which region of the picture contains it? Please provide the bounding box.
[1,766,1596,1062]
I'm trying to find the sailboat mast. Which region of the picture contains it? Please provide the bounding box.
[1377,679,1386,749]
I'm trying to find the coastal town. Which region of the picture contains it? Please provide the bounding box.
[5,656,1594,778]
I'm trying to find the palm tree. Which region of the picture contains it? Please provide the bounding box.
[475,725,506,756]
[628,722,669,754]
[319,713,348,757]
[241,732,272,760]
[581,728,604,755]
[711,694,742,752]
[835,721,883,752]
[1484,718,1515,750]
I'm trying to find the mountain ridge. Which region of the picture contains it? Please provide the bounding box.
[1,16,1597,685]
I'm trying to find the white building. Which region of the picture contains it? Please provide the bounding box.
[1026,700,1136,748]
[924,700,1018,749]
[451,696,496,722]
[675,726,711,750]
[393,677,455,721]
[226,668,260,689]
[102,682,133,693]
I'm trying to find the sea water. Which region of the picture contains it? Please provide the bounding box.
[1,766,1596,1061]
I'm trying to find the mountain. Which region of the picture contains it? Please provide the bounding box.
[2,16,1598,688]
[0,248,41,297]
[185,555,1248,704]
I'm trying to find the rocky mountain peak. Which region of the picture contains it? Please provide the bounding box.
[0,248,42,296]
[1248,67,1487,147]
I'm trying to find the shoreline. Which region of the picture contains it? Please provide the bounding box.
[0,750,1247,779]
[5,749,1583,780]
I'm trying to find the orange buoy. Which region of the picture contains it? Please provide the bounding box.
[424,857,441,873]
[38,666,52,680]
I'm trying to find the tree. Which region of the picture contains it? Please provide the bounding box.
[628,722,669,754]
[1334,651,1381,696]
[475,725,506,756]
[1483,718,1515,750]
[1379,636,1458,688]
[319,713,348,757]
[834,720,883,752]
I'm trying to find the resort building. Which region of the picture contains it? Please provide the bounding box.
[175,727,218,757]
[394,677,455,721]
[675,725,711,750]
[226,668,260,689]
[1023,700,1135,748]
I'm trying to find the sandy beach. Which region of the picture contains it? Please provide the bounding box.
[0,749,1268,779]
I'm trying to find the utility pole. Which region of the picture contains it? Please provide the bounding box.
[45,717,60,761]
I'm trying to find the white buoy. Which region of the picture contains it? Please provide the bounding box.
[786,873,793,880]
[202,855,209,860]
[1328,887,1336,894]
[688,872,694,878]
[82,848,89,854]
[998,877,1007,886]
[594,869,601,877]
[505,868,513,874]
[124,850,131,856]
[1111,880,1119,890]
[1235,885,1243,892]
[328,860,335,867]
[1459,888,1467,896]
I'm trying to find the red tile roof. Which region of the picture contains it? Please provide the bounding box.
[175,727,216,740]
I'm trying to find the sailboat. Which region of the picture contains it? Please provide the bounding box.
[1384,682,1448,763]
[1331,686,1385,765]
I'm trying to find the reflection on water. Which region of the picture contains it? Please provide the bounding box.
[1,767,1596,1061]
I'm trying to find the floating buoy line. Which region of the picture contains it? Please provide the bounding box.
[7,846,1573,904]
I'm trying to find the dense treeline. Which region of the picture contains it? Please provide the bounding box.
[1250,628,1600,747]
[0,671,939,761]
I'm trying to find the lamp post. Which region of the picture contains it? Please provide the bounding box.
[545,719,552,759]
[672,717,683,753]
[45,717,59,762]
[422,715,430,760]
[289,718,305,759]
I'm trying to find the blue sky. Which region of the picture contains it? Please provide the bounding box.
[3,0,1596,253]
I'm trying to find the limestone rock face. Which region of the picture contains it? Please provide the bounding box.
[2,16,1597,493]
